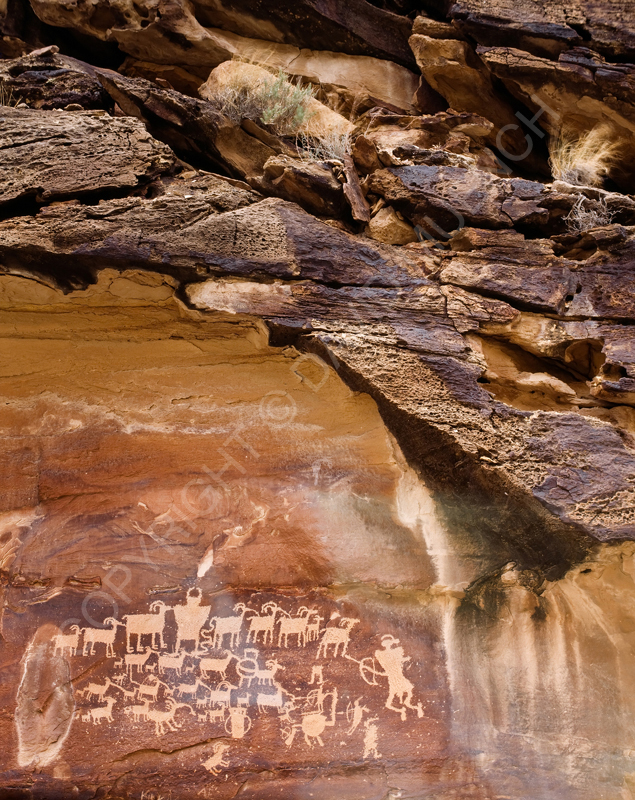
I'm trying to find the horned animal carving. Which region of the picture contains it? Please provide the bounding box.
[82,617,124,657]
[203,603,248,649]
[123,601,168,652]
[53,625,81,657]
[245,602,281,644]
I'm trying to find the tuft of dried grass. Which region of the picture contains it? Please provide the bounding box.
[207,68,317,136]
[564,194,615,233]
[296,127,351,163]
[0,83,19,107]
[549,126,620,187]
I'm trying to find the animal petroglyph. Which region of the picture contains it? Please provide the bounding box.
[203,742,230,775]
[203,603,248,650]
[134,676,172,702]
[277,607,320,647]
[79,680,112,703]
[88,697,116,725]
[53,625,81,657]
[175,679,208,701]
[158,650,188,676]
[124,647,154,677]
[173,588,211,652]
[123,601,168,653]
[124,699,151,722]
[199,651,236,681]
[206,681,235,708]
[246,602,281,645]
[236,650,284,688]
[82,618,123,657]
[257,687,287,713]
[317,616,359,658]
[145,697,192,735]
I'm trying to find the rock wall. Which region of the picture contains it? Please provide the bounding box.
[1,1,635,799]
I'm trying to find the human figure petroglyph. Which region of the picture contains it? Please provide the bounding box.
[88,697,116,725]
[203,603,248,650]
[245,602,281,645]
[53,625,81,657]
[173,588,211,652]
[309,665,323,685]
[346,697,369,734]
[362,717,380,759]
[123,601,168,652]
[283,687,338,747]
[203,742,230,775]
[359,635,423,721]
[158,650,188,677]
[317,616,359,659]
[277,607,320,647]
[199,651,237,681]
[225,706,252,739]
[82,617,124,657]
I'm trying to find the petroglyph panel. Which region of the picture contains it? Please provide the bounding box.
[69,591,433,743]
[4,587,445,797]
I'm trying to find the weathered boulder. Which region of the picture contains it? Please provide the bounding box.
[0,107,175,207]
[408,33,548,173]
[0,45,111,109]
[448,0,635,60]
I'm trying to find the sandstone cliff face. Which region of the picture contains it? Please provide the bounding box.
[1,3,635,800]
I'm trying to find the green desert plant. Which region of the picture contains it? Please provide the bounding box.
[549,126,619,187]
[564,194,615,233]
[208,68,317,136]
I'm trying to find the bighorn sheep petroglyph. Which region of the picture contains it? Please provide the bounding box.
[53,625,81,657]
[203,603,248,649]
[245,602,281,645]
[123,601,168,652]
[82,617,124,657]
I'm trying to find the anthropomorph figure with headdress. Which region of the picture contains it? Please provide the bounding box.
[374,634,423,721]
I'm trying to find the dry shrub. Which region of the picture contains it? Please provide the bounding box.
[564,195,615,233]
[0,83,19,107]
[207,68,316,136]
[296,127,351,163]
[549,125,620,186]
